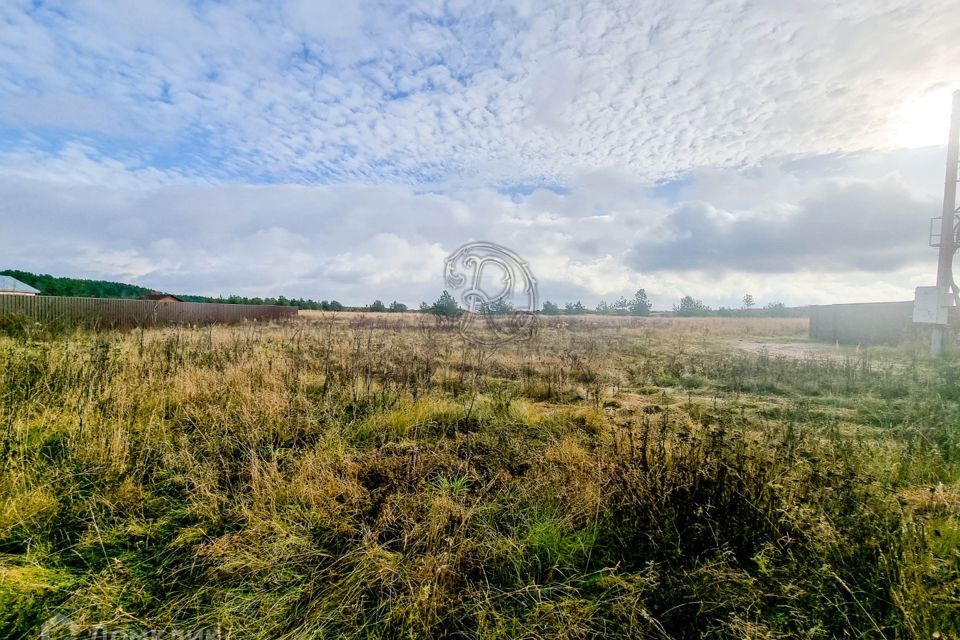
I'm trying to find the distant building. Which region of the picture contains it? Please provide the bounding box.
[0,275,39,296]
[144,293,183,302]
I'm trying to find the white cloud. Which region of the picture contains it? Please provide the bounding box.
[0,142,945,307]
[1,0,958,184]
[0,1,955,307]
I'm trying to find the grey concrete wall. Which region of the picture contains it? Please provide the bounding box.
[809,301,915,345]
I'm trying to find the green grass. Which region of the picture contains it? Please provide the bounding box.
[0,317,957,639]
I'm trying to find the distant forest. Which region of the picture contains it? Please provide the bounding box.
[2,270,803,316]
[0,270,339,310]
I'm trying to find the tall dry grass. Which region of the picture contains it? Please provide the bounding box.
[0,316,956,639]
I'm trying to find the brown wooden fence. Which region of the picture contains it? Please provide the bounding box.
[0,295,297,329]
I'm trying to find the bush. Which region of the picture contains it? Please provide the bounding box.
[0,311,32,340]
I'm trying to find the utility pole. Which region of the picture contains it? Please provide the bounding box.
[931,90,960,358]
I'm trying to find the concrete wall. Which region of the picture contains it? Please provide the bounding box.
[809,301,915,345]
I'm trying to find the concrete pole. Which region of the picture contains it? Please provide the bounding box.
[932,90,960,358]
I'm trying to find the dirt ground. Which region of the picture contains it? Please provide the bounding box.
[729,338,858,361]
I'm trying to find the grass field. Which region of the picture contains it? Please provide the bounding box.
[1,313,957,638]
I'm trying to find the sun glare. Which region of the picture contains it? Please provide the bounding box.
[893,87,954,148]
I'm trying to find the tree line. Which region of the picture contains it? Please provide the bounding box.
[416,289,798,317]
[1,269,343,310]
[668,294,796,317]
[177,295,346,311]
[4,270,797,317]
[542,289,652,315]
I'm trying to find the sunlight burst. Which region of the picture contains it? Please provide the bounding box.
[893,86,954,148]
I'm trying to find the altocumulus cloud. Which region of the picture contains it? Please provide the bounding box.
[0,0,957,306]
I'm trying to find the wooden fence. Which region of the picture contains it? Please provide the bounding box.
[0,295,297,329]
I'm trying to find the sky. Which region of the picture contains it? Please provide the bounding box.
[1,0,958,309]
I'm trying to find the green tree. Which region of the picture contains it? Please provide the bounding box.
[369,300,387,312]
[612,296,630,315]
[429,290,461,317]
[483,298,514,315]
[1,269,153,299]
[0,269,337,309]
[328,300,344,312]
[541,301,561,315]
[388,301,408,312]
[742,293,755,310]
[564,301,586,315]
[629,289,652,316]
[673,295,712,317]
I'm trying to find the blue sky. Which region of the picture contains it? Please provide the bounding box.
[0,0,958,307]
